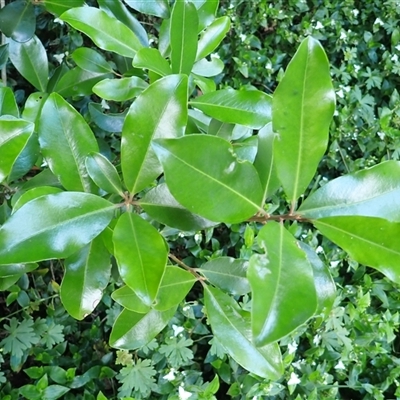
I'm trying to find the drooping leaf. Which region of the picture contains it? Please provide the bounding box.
[272,37,335,205]
[92,76,148,101]
[88,103,126,133]
[61,236,111,320]
[0,263,38,278]
[110,307,176,350]
[71,47,114,74]
[204,285,283,380]
[140,183,217,231]
[170,0,198,75]
[152,135,263,223]
[60,7,142,58]
[313,216,400,284]
[123,0,170,18]
[43,0,85,16]
[12,186,64,213]
[192,56,224,77]
[132,48,172,76]
[299,160,400,221]
[8,36,48,92]
[0,192,115,264]
[248,221,317,346]
[200,257,250,295]
[113,212,167,306]
[121,74,188,194]
[0,87,19,118]
[38,93,99,192]
[190,89,272,129]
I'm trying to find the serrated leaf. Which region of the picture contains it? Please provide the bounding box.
[272,37,335,205]
[121,74,188,194]
[159,337,194,367]
[0,87,19,117]
[92,76,148,101]
[190,89,272,129]
[123,0,170,18]
[132,48,172,76]
[0,192,114,264]
[152,135,263,223]
[71,47,114,74]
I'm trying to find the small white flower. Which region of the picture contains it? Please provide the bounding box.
[337,89,344,99]
[340,30,347,40]
[288,342,298,355]
[316,246,324,254]
[313,334,321,345]
[391,54,399,62]
[352,9,360,17]
[396,44,400,52]
[377,131,385,140]
[172,324,185,336]
[287,372,301,385]
[101,99,110,110]
[265,62,272,70]
[179,385,192,400]
[374,17,384,26]
[314,21,324,30]
[163,368,176,381]
[239,33,247,42]
[354,64,361,73]
[53,53,66,64]
[53,17,64,25]
[335,360,346,370]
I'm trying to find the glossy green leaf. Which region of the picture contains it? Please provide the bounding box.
[196,16,230,61]
[121,74,188,194]
[249,222,317,346]
[196,0,219,31]
[60,7,142,58]
[112,285,151,314]
[43,0,85,16]
[132,48,172,77]
[0,117,34,183]
[85,152,124,196]
[233,136,258,163]
[61,237,111,320]
[110,307,176,350]
[0,274,22,290]
[272,37,335,205]
[193,74,216,94]
[92,76,148,101]
[299,160,400,221]
[0,192,115,264]
[208,119,234,139]
[190,89,272,129]
[200,257,250,295]
[21,92,48,126]
[0,44,9,70]
[254,123,280,202]
[113,212,167,306]
[140,183,216,231]
[12,186,64,213]
[313,216,400,284]
[192,56,224,77]
[8,36,48,92]
[0,0,35,43]
[38,93,99,192]
[170,0,198,75]
[204,285,283,380]
[0,87,18,118]
[71,47,113,74]
[88,103,126,133]
[153,135,263,223]
[123,0,170,18]
[0,263,37,278]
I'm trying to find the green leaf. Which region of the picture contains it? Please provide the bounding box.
[299,160,400,221]
[71,47,114,74]
[0,86,18,118]
[170,0,198,75]
[121,74,188,194]
[132,48,172,77]
[272,37,335,205]
[200,257,251,295]
[60,7,142,58]
[140,183,217,231]
[38,93,99,192]
[42,385,70,400]
[85,152,124,196]
[159,337,194,367]
[110,307,176,350]
[204,285,283,380]
[92,76,148,101]
[12,186,64,213]
[0,263,38,278]
[196,16,230,61]
[192,56,224,77]
[153,135,263,223]
[196,0,219,31]
[113,212,167,305]
[123,0,170,18]
[0,0,35,43]
[249,222,317,346]
[8,36,48,92]
[0,274,22,291]
[0,192,115,264]
[233,135,258,163]
[254,123,280,202]
[88,102,126,133]
[43,0,85,16]
[313,216,400,285]
[193,74,216,94]
[61,236,111,320]
[21,93,48,125]
[112,285,151,314]
[190,89,272,129]
[0,43,9,70]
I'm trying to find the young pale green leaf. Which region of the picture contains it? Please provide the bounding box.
[170,0,198,75]
[43,0,85,16]
[12,186,63,213]
[85,152,124,196]
[273,37,335,206]
[121,74,188,195]
[196,16,230,61]
[61,237,111,320]
[8,36,48,92]
[299,160,400,221]
[112,285,151,314]
[0,117,35,183]
[190,89,272,129]
[60,7,142,58]
[196,0,219,31]
[0,192,115,264]
[132,48,172,77]
[204,285,283,380]
[110,307,176,350]
[200,257,250,295]
[254,123,280,202]
[0,263,38,278]
[92,76,148,101]
[249,222,317,346]
[38,93,99,192]
[0,87,18,118]
[192,56,224,77]
[123,0,170,18]
[113,212,167,306]
[313,216,400,285]
[71,47,113,74]
[140,183,217,231]
[152,135,263,223]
